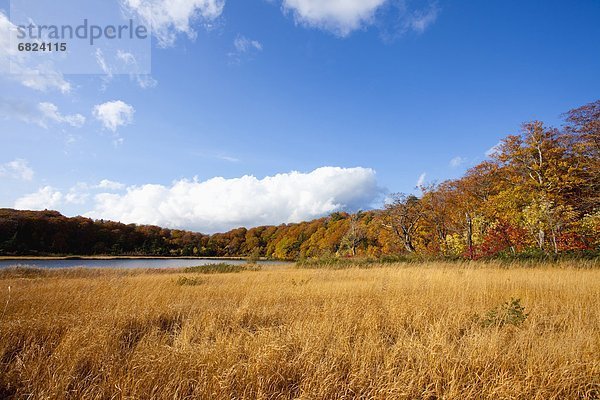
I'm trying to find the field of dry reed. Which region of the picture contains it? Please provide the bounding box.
[0,261,598,399]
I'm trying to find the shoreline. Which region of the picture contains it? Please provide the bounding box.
[0,255,279,261]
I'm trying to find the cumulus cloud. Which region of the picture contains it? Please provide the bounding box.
[64,185,89,205]
[96,179,126,190]
[449,156,466,168]
[14,186,63,210]
[0,12,71,93]
[121,0,225,46]
[13,178,126,211]
[62,180,124,205]
[282,0,387,36]
[0,159,34,181]
[83,167,381,232]
[280,0,439,37]
[12,168,381,232]
[93,100,135,132]
[0,99,84,128]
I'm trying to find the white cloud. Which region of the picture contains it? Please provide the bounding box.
[229,35,263,63]
[0,159,34,181]
[93,100,135,132]
[403,3,439,34]
[65,186,89,205]
[0,99,85,128]
[132,74,158,89]
[121,0,225,47]
[449,156,466,168]
[416,172,426,188]
[116,50,137,65]
[14,186,63,210]
[117,50,158,89]
[0,99,42,125]
[95,48,113,90]
[96,179,126,190]
[280,0,440,37]
[282,0,388,36]
[14,68,72,94]
[234,35,263,53]
[85,166,381,232]
[97,49,158,90]
[13,178,126,210]
[95,49,113,78]
[216,155,240,163]
[38,102,86,128]
[485,142,502,158]
[63,181,124,205]
[0,12,71,93]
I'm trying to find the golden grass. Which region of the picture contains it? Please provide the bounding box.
[0,262,598,399]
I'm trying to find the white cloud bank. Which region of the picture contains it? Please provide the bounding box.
[93,100,135,132]
[14,167,381,232]
[86,167,380,232]
[121,0,225,46]
[0,159,34,181]
[14,186,63,210]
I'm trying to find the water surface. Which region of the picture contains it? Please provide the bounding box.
[0,258,285,269]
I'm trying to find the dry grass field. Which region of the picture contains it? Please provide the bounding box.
[0,262,599,399]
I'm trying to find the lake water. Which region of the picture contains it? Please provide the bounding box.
[0,258,287,269]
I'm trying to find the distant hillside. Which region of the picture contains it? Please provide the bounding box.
[0,208,372,259]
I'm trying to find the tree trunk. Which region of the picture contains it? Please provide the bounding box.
[537,229,545,251]
[403,235,416,253]
[551,229,558,255]
[466,212,474,259]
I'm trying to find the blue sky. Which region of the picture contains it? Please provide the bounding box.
[1,0,599,232]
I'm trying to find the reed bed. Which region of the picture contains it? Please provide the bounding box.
[0,262,598,399]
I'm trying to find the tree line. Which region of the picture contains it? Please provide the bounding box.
[0,100,598,259]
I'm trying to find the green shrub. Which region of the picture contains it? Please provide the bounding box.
[480,298,529,327]
[176,276,206,286]
[182,263,260,274]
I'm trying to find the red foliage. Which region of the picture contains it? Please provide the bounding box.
[474,221,528,259]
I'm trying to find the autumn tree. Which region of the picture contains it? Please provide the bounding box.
[493,121,581,253]
[339,211,366,257]
[421,183,454,255]
[383,194,424,253]
[563,100,600,214]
